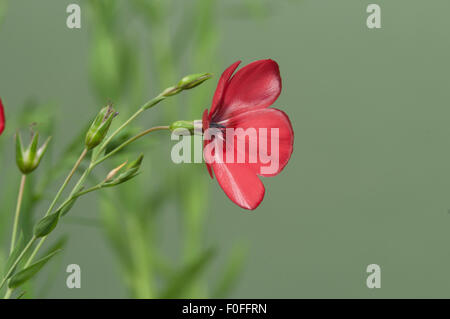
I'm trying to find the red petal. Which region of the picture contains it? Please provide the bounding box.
[213,59,281,121]
[209,61,241,118]
[205,158,214,179]
[202,108,210,131]
[0,98,5,136]
[204,139,214,179]
[223,108,294,177]
[202,109,214,179]
[212,161,265,210]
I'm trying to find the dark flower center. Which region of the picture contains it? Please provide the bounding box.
[209,122,226,129]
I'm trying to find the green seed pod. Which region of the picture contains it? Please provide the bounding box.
[15,131,51,175]
[85,105,117,150]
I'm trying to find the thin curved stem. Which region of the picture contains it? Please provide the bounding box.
[4,288,12,299]
[23,169,97,269]
[2,149,87,295]
[95,94,166,160]
[96,108,145,158]
[3,149,88,296]
[23,237,44,269]
[8,94,169,296]
[23,126,170,269]
[10,174,27,254]
[0,237,36,291]
[94,126,170,166]
[24,183,104,269]
[43,148,88,218]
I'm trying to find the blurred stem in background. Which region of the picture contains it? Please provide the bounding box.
[0,0,275,298]
[2,75,206,298]
[88,0,248,298]
[0,98,78,297]
[0,0,6,25]
[0,0,94,290]
[180,0,218,297]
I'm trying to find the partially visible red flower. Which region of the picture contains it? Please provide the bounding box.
[203,60,294,210]
[0,98,5,136]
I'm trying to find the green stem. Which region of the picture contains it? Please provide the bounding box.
[96,108,144,159]
[4,149,87,296]
[0,237,36,291]
[94,126,170,166]
[22,183,104,270]
[23,237,44,269]
[23,167,95,269]
[56,184,103,214]
[43,148,88,218]
[71,165,92,197]
[23,126,169,268]
[4,288,12,299]
[95,94,165,160]
[2,149,87,296]
[8,94,169,294]
[10,174,27,254]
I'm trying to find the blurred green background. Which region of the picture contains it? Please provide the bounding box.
[1,0,450,298]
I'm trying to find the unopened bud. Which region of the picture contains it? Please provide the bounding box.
[16,131,51,174]
[85,105,117,150]
[178,73,212,90]
[169,120,203,135]
[162,86,182,97]
[103,154,144,187]
[160,73,212,99]
[105,161,128,182]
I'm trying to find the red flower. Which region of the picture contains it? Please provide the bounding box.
[0,98,5,136]
[203,60,294,210]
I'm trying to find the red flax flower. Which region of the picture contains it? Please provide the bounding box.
[202,60,294,210]
[0,98,5,136]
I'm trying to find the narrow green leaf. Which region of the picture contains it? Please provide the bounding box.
[59,197,78,217]
[160,248,215,298]
[4,232,24,278]
[8,250,61,289]
[33,213,60,238]
[41,236,68,259]
[16,291,26,299]
[37,236,68,297]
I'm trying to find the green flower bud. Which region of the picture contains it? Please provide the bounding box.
[16,131,51,175]
[177,73,212,90]
[161,86,182,97]
[169,120,202,135]
[127,154,144,170]
[160,73,212,99]
[85,105,117,150]
[34,212,60,238]
[104,161,128,182]
[103,154,144,187]
[169,120,195,132]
